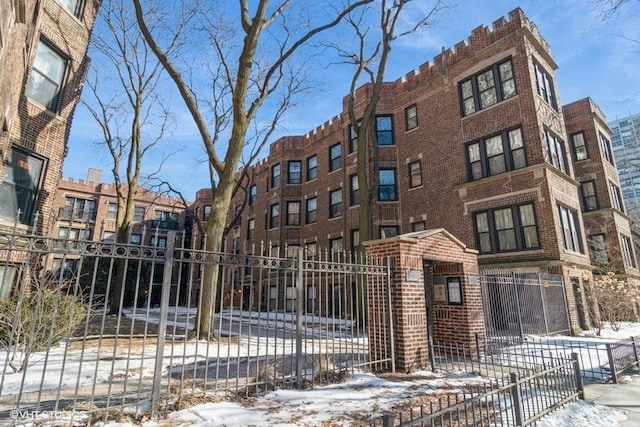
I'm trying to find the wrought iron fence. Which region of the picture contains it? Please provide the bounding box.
[431,333,640,385]
[371,353,583,426]
[0,229,393,421]
[480,271,570,342]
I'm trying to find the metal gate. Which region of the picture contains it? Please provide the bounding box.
[0,229,393,420]
[480,271,570,342]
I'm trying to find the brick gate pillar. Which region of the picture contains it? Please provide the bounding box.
[364,229,484,372]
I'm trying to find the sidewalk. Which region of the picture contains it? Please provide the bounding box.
[583,381,640,426]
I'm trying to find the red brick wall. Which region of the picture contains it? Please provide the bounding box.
[365,230,483,372]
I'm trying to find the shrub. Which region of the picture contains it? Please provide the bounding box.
[0,283,87,372]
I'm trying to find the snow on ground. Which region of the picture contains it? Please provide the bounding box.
[3,308,638,426]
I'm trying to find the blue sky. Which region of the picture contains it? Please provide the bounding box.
[64,0,640,200]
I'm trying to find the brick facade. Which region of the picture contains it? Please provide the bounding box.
[187,9,632,333]
[0,0,100,234]
[365,230,483,372]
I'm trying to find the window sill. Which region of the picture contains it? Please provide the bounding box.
[408,185,423,191]
[478,249,545,259]
[460,94,519,119]
[405,127,419,134]
[26,98,63,120]
[0,218,30,232]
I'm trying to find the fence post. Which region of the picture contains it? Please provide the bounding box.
[572,353,585,399]
[538,274,550,334]
[295,247,304,389]
[632,337,639,366]
[151,231,176,419]
[383,257,396,373]
[382,414,394,427]
[512,272,525,340]
[606,343,618,384]
[510,372,524,426]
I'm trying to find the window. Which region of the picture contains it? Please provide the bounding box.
[350,229,360,255]
[571,132,588,161]
[473,203,540,254]
[59,0,82,16]
[153,210,178,230]
[467,128,525,180]
[249,185,257,205]
[0,148,44,224]
[130,233,142,245]
[609,181,625,212]
[306,197,317,224]
[329,143,342,172]
[378,169,397,201]
[534,61,557,109]
[380,225,399,239]
[446,277,463,305]
[349,174,359,206]
[102,231,115,242]
[285,287,296,312]
[306,285,316,312]
[599,132,615,165]
[580,181,598,211]
[621,234,636,268]
[62,197,96,221]
[330,237,343,254]
[589,234,609,267]
[545,129,568,174]
[288,161,301,184]
[268,286,278,310]
[247,218,255,239]
[271,164,281,188]
[107,203,118,220]
[286,201,300,226]
[58,227,90,240]
[133,206,145,222]
[412,221,426,232]
[269,203,279,229]
[375,115,394,145]
[558,204,583,253]
[459,59,516,116]
[305,242,317,259]
[306,155,317,181]
[202,205,211,221]
[349,120,361,153]
[25,41,67,111]
[329,188,343,218]
[408,160,422,188]
[405,104,418,131]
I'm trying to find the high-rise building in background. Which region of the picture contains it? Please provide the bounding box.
[609,112,640,218]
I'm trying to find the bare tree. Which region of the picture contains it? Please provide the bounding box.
[132,0,374,339]
[338,0,446,244]
[82,0,180,312]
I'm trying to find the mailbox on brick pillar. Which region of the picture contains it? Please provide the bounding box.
[364,228,485,373]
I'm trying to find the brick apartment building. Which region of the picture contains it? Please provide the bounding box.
[0,0,101,295]
[189,8,639,330]
[50,168,189,274]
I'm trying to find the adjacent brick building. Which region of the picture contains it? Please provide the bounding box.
[0,0,101,296]
[50,168,189,273]
[192,8,638,331]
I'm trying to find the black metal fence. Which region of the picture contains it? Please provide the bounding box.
[371,353,583,426]
[0,229,393,421]
[480,271,570,341]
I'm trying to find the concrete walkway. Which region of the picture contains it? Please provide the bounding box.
[584,382,640,426]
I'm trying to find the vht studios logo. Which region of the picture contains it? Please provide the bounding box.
[9,409,74,420]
